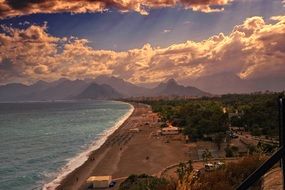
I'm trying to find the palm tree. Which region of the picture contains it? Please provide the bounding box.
[202,149,212,163]
[176,160,193,185]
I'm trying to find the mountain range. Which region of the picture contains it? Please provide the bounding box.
[180,73,285,94]
[0,76,210,101]
[1,73,283,101]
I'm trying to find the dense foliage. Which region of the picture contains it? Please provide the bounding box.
[118,174,175,190]
[219,93,281,136]
[176,160,193,182]
[120,156,265,190]
[141,92,283,137]
[143,99,227,140]
[190,156,265,190]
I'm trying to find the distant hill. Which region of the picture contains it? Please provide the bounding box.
[76,83,122,99]
[0,77,211,101]
[181,73,250,94]
[151,79,211,97]
[27,79,90,100]
[180,73,285,94]
[0,83,30,101]
[0,79,90,101]
[94,75,149,97]
[94,76,209,97]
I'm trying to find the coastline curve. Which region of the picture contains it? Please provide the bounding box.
[42,101,134,190]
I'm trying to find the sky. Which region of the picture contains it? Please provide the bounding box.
[0,0,285,87]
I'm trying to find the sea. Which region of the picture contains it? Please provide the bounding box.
[0,100,133,190]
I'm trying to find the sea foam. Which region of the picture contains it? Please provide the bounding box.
[42,102,134,190]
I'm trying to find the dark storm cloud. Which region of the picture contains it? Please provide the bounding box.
[0,0,233,19]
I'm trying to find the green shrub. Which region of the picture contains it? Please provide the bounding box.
[119,174,175,190]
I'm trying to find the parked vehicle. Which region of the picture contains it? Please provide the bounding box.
[109,181,116,187]
[205,163,215,171]
[215,161,225,169]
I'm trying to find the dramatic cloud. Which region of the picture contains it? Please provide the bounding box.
[0,0,233,19]
[0,15,285,84]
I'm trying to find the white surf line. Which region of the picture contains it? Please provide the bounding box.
[42,102,134,190]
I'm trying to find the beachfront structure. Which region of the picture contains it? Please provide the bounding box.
[86,176,112,188]
[160,124,180,135]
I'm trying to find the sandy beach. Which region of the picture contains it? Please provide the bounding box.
[53,102,191,190]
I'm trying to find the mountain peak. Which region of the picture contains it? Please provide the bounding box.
[156,78,179,89]
[153,78,210,97]
[94,75,148,97]
[57,78,69,82]
[77,82,122,100]
[96,75,121,81]
[165,78,178,85]
[32,80,48,86]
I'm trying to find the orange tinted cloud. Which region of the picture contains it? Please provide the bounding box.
[0,0,233,19]
[0,15,285,84]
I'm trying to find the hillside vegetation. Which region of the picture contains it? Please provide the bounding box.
[141,92,283,137]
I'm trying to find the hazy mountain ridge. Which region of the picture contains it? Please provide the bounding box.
[0,83,30,101]
[94,75,149,97]
[181,73,285,95]
[1,73,284,101]
[0,76,211,101]
[77,83,123,100]
[27,79,90,100]
[151,78,210,97]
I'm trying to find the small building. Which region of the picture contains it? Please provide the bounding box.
[161,125,180,135]
[86,176,112,188]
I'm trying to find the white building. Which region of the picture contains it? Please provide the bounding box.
[160,124,180,135]
[86,176,112,188]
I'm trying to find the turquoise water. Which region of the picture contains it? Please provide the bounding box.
[0,101,132,190]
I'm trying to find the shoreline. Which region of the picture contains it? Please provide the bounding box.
[55,102,191,190]
[43,101,134,190]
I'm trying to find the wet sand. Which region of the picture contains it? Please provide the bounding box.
[55,102,189,190]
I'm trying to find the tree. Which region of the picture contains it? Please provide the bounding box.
[190,155,265,190]
[185,160,193,176]
[176,160,193,184]
[224,145,234,157]
[202,149,212,163]
[213,132,226,150]
[176,162,186,183]
[230,115,243,128]
[224,145,239,157]
[119,174,172,190]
